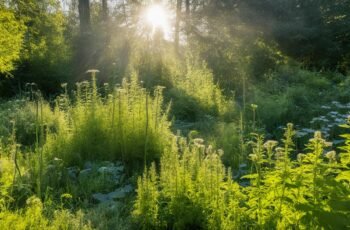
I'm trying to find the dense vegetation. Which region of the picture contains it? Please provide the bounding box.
[0,0,349,229]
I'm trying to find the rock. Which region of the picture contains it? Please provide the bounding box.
[108,185,133,200]
[98,165,123,176]
[98,166,108,174]
[98,166,117,174]
[100,161,114,167]
[115,165,124,173]
[67,166,79,180]
[79,168,92,181]
[121,184,133,193]
[92,185,133,202]
[97,200,122,211]
[92,193,110,203]
[84,161,93,169]
[108,190,126,199]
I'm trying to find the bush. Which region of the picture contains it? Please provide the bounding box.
[167,58,235,121]
[253,66,342,132]
[0,97,60,146]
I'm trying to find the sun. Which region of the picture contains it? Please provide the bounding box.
[145,4,171,37]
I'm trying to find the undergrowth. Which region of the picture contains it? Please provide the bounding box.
[44,73,172,166]
[133,122,350,229]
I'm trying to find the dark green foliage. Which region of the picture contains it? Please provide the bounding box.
[253,66,349,133]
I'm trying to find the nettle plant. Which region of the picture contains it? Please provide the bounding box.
[44,72,173,166]
[133,122,350,229]
[133,136,247,229]
[243,123,350,229]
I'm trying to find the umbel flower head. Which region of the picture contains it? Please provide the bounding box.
[263,140,278,150]
[275,147,284,160]
[297,153,306,163]
[86,69,100,74]
[251,104,258,110]
[86,69,100,78]
[249,153,258,162]
[309,131,332,147]
[325,151,337,163]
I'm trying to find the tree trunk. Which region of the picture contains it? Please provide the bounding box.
[76,0,93,78]
[78,0,91,35]
[102,0,108,22]
[175,0,182,49]
[185,0,190,16]
[185,0,190,36]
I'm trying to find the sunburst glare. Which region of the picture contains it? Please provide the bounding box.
[144,4,172,39]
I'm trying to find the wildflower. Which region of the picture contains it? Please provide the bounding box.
[325,151,336,162]
[249,153,258,162]
[86,69,100,74]
[275,147,284,160]
[263,140,278,150]
[26,196,42,208]
[309,131,323,143]
[297,153,306,163]
[206,145,213,154]
[217,149,224,157]
[251,104,258,110]
[314,131,322,139]
[193,138,204,145]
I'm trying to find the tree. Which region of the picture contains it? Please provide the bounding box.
[101,0,108,22]
[175,0,182,49]
[78,0,91,35]
[0,8,24,74]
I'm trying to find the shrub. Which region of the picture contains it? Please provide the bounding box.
[167,58,235,121]
[0,97,60,146]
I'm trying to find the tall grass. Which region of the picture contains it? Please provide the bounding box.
[44,73,173,166]
[168,58,235,121]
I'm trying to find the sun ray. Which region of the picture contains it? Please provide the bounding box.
[144,4,171,39]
